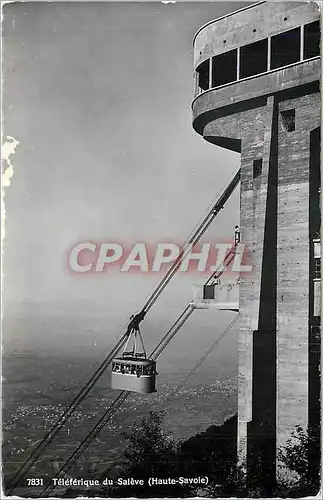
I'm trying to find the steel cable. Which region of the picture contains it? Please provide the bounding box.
[8,170,240,494]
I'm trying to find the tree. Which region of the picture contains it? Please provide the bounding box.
[178,414,241,497]
[278,424,321,496]
[116,410,192,498]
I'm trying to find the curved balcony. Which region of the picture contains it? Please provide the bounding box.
[192,2,320,138]
[192,57,320,138]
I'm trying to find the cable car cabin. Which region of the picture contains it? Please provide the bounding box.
[111,356,157,394]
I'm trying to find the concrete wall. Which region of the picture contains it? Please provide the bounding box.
[201,88,321,482]
[276,93,320,462]
[203,95,277,473]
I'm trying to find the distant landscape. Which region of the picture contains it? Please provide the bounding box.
[2,343,237,495]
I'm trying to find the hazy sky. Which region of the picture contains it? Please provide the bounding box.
[3,2,248,357]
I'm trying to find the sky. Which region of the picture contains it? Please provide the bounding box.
[2,1,248,359]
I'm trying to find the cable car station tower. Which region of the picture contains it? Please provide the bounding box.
[192,1,321,485]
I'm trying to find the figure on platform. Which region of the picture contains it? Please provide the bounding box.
[234,225,240,246]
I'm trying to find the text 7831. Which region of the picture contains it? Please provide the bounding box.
[26,478,44,486]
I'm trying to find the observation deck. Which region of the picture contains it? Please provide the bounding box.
[192,1,320,150]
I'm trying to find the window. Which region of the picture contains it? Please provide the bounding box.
[196,59,209,92]
[281,109,295,132]
[143,365,154,375]
[212,49,238,87]
[271,27,301,69]
[314,240,321,259]
[203,285,215,300]
[253,159,263,178]
[304,21,320,59]
[314,258,321,280]
[310,325,321,343]
[240,39,268,78]
[136,365,143,376]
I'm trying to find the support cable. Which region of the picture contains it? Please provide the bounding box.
[170,314,239,396]
[42,292,239,496]
[91,314,240,485]
[8,170,240,494]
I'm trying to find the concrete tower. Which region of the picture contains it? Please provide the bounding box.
[192,1,321,486]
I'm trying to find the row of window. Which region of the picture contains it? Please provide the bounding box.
[112,362,156,376]
[196,21,320,93]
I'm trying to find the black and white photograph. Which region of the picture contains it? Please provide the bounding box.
[1,1,321,498]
